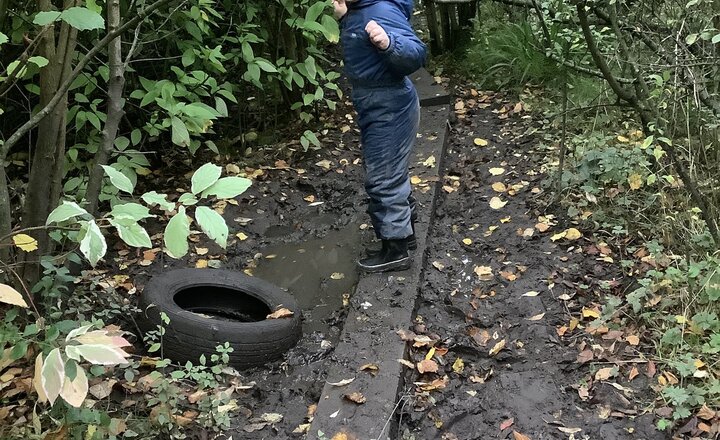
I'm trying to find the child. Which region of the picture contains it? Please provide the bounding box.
[333,0,427,273]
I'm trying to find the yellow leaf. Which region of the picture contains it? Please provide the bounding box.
[565,228,582,240]
[550,231,567,241]
[304,195,316,203]
[674,315,686,324]
[410,176,422,185]
[488,167,505,176]
[425,347,436,360]
[491,182,507,192]
[617,135,630,143]
[628,173,643,190]
[236,232,248,241]
[522,291,540,297]
[474,138,488,146]
[0,283,28,308]
[582,307,600,319]
[462,238,473,245]
[489,197,507,209]
[330,272,345,280]
[267,307,294,319]
[489,339,506,356]
[195,259,208,268]
[500,217,511,223]
[12,234,38,252]
[474,265,493,280]
[452,357,464,374]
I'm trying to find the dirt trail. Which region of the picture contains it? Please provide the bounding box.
[397,90,663,440]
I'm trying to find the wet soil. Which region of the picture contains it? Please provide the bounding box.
[396,90,665,440]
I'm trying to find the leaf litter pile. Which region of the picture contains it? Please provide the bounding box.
[397,89,666,439]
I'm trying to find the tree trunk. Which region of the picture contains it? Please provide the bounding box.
[86,0,126,214]
[20,0,79,284]
[0,166,11,262]
[424,1,442,55]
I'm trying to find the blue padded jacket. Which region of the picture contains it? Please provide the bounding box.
[340,0,427,87]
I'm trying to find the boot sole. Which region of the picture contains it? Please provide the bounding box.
[357,257,412,273]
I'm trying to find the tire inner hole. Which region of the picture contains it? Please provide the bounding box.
[174,286,271,322]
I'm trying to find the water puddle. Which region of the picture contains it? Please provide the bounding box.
[253,225,362,335]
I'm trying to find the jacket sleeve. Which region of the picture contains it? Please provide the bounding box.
[376,11,427,76]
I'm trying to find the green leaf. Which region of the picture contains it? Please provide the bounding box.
[713,34,720,44]
[71,344,128,365]
[0,32,8,45]
[191,163,222,195]
[255,58,278,73]
[109,217,152,248]
[195,206,229,248]
[80,220,107,266]
[66,324,94,342]
[131,129,142,146]
[164,206,191,259]
[303,130,321,147]
[201,177,252,199]
[28,56,49,68]
[101,165,134,194]
[46,201,90,224]
[141,191,175,211]
[41,348,64,405]
[110,203,152,221]
[321,15,340,43]
[305,1,327,22]
[33,11,62,26]
[60,7,105,31]
[178,193,198,206]
[171,117,191,147]
[182,103,219,121]
[685,33,699,45]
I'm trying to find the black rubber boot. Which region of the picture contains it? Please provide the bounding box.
[358,239,411,273]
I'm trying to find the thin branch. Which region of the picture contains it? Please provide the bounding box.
[0,0,175,162]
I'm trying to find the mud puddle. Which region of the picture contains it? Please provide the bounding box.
[253,224,362,335]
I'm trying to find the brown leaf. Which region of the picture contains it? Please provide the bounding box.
[343,392,366,404]
[535,223,550,232]
[396,329,417,341]
[576,350,593,364]
[697,404,716,421]
[645,360,656,377]
[594,367,616,381]
[513,431,531,440]
[417,359,439,374]
[626,334,640,346]
[468,327,491,346]
[266,307,294,319]
[526,313,545,321]
[628,366,640,381]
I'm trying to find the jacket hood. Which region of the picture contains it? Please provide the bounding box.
[349,0,414,20]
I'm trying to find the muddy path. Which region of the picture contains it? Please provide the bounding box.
[396,89,664,440]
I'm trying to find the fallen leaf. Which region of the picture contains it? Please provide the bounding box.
[489,197,507,209]
[359,364,379,375]
[410,175,423,185]
[500,418,514,430]
[626,335,640,346]
[330,272,345,280]
[304,195,316,203]
[489,167,505,176]
[576,350,593,364]
[417,359,439,374]
[432,261,445,271]
[535,223,550,232]
[522,291,540,297]
[628,366,640,381]
[582,307,600,319]
[328,378,355,387]
[500,217,511,223]
[266,307,294,319]
[474,265,493,280]
[558,427,582,434]
[315,159,333,170]
[236,232,248,241]
[526,313,545,321]
[397,359,415,369]
[423,155,436,167]
[565,228,582,240]
[697,404,716,420]
[462,238,473,245]
[550,231,567,241]
[343,392,366,404]
[595,367,616,381]
[512,431,531,440]
[0,283,28,308]
[489,339,506,356]
[195,259,208,268]
[12,234,38,252]
[468,327,491,346]
[491,182,507,192]
[474,138,488,146]
[452,358,464,374]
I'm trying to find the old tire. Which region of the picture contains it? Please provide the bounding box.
[138,268,302,369]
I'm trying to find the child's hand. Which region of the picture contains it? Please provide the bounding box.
[365,20,390,50]
[333,0,347,20]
